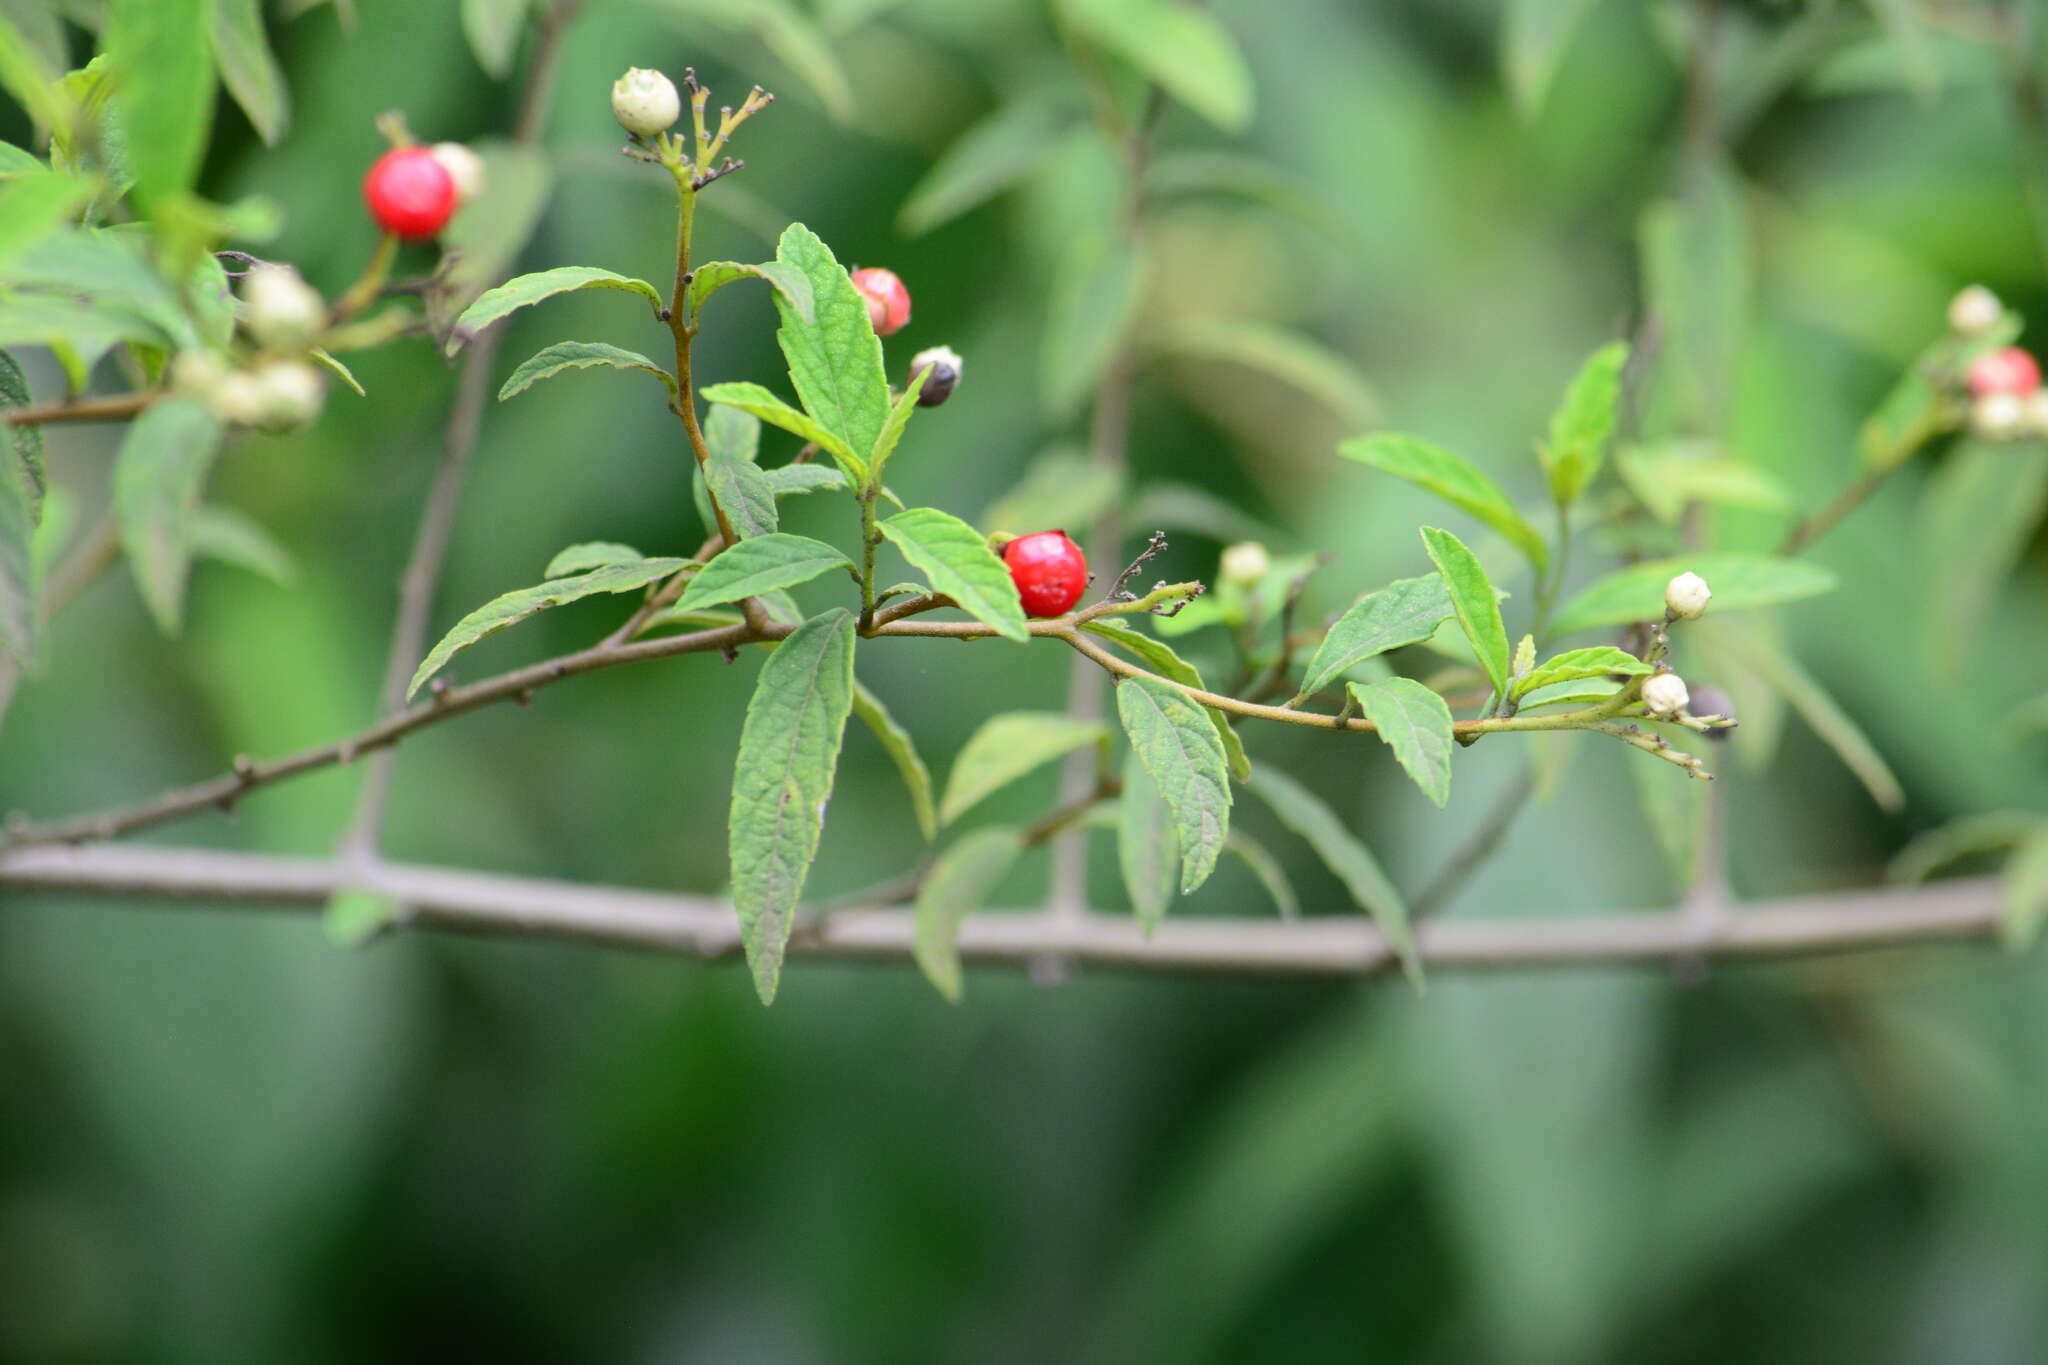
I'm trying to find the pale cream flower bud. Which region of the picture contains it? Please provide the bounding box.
[1642,671,1690,718]
[612,67,681,138]
[1664,571,1711,620]
[1948,284,2002,337]
[254,360,326,433]
[240,265,326,351]
[171,349,230,400]
[1220,541,1270,586]
[1972,390,2028,441]
[429,142,486,205]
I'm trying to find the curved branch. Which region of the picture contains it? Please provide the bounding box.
[0,843,2006,976]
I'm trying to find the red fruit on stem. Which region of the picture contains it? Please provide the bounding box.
[363,147,458,241]
[1003,530,1088,618]
[1967,345,2042,397]
[850,267,911,336]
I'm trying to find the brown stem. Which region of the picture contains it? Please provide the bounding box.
[5,391,158,426]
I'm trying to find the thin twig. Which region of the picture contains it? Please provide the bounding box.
[0,843,2010,978]
[339,0,582,864]
[1410,765,1538,919]
[0,610,1649,855]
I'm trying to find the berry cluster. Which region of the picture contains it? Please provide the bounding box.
[1951,286,2048,441]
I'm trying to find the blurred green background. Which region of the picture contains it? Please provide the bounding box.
[8,0,2048,1360]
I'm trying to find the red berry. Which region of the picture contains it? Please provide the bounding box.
[1967,346,2042,397]
[850,267,911,337]
[362,147,458,241]
[1003,530,1088,618]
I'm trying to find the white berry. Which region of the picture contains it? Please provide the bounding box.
[1220,541,1270,586]
[1972,390,2028,441]
[429,142,486,205]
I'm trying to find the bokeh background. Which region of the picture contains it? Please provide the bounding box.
[8,0,2048,1360]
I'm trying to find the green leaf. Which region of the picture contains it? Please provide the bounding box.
[1224,830,1298,920]
[1083,617,1250,781]
[1509,646,1650,700]
[1637,157,1749,434]
[852,679,936,842]
[940,711,1108,825]
[1061,0,1254,130]
[867,368,926,483]
[1343,434,1548,573]
[878,507,1028,642]
[1044,231,1141,417]
[1629,747,1710,897]
[1293,573,1454,702]
[1616,441,1791,524]
[309,348,365,397]
[729,608,858,1003]
[1919,440,2048,673]
[704,403,760,464]
[497,341,677,404]
[700,380,862,480]
[0,168,93,272]
[913,826,1026,1001]
[0,349,43,523]
[212,0,288,143]
[323,887,398,949]
[704,447,778,541]
[1890,811,2044,886]
[1153,318,1379,428]
[193,505,294,585]
[425,139,554,337]
[1244,766,1418,982]
[1420,527,1511,701]
[1549,555,1837,635]
[1347,677,1455,808]
[1542,340,1627,506]
[406,557,687,698]
[0,413,31,664]
[673,533,853,615]
[105,0,214,209]
[762,463,845,497]
[460,0,531,78]
[113,398,225,635]
[983,445,1122,537]
[685,259,815,330]
[1502,0,1601,114]
[1694,619,1903,813]
[2000,828,2048,950]
[4,228,202,354]
[1119,752,1178,933]
[772,223,890,470]
[543,541,642,577]
[753,0,855,122]
[898,92,1072,235]
[446,266,662,354]
[0,11,63,135]
[1127,479,1289,547]
[1116,675,1232,894]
